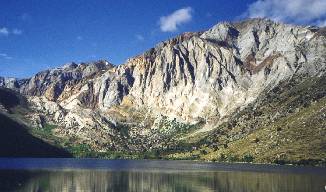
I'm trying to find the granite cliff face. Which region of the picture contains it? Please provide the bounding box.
[125,19,324,122]
[1,19,325,161]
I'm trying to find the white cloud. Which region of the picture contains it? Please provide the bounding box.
[0,53,12,60]
[135,34,144,41]
[12,29,23,35]
[0,27,23,36]
[316,20,326,27]
[0,27,9,36]
[243,0,326,26]
[159,7,193,32]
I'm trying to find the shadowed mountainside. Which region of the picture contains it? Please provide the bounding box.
[0,88,71,157]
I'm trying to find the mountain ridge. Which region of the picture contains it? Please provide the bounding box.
[0,18,325,164]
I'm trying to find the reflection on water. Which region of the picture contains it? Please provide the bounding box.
[1,170,325,192]
[0,160,325,192]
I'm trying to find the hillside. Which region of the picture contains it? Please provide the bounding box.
[0,88,71,157]
[0,18,325,164]
[167,75,326,165]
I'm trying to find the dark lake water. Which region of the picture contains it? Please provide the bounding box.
[0,158,325,192]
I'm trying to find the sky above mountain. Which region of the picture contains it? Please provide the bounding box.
[0,0,325,78]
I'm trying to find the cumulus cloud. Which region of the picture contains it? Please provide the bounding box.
[243,0,326,26]
[0,27,9,36]
[159,7,193,32]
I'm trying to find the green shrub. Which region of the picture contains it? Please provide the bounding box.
[242,154,254,162]
[218,153,227,161]
[227,155,239,162]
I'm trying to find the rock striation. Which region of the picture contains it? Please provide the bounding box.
[1,18,325,152]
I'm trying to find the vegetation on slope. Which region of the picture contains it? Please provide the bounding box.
[0,88,71,157]
[164,75,326,166]
[0,74,325,166]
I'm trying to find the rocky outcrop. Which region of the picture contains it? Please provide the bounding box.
[0,77,23,90]
[1,18,325,152]
[20,60,114,101]
[116,19,325,123]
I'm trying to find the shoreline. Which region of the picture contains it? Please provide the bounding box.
[0,158,325,173]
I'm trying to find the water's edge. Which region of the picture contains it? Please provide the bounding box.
[0,158,325,175]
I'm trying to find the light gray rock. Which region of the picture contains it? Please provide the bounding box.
[1,19,325,148]
[0,77,20,89]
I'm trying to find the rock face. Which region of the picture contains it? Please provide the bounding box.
[1,18,325,152]
[21,60,114,102]
[123,19,325,122]
[0,77,21,89]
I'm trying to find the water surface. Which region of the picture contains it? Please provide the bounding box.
[0,158,325,192]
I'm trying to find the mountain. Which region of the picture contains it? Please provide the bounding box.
[0,18,325,164]
[0,88,71,157]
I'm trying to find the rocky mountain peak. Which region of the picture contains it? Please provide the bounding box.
[0,77,19,89]
[157,31,203,47]
[0,19,325,153]
[13,60,114,101]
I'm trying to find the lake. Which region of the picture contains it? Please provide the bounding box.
[0,158,325,192]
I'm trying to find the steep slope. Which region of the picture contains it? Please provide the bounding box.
[0,18,325,163]
[0,88,71,157]
[167,75,326,165]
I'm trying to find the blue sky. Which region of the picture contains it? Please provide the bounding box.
[0,0,325,78]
